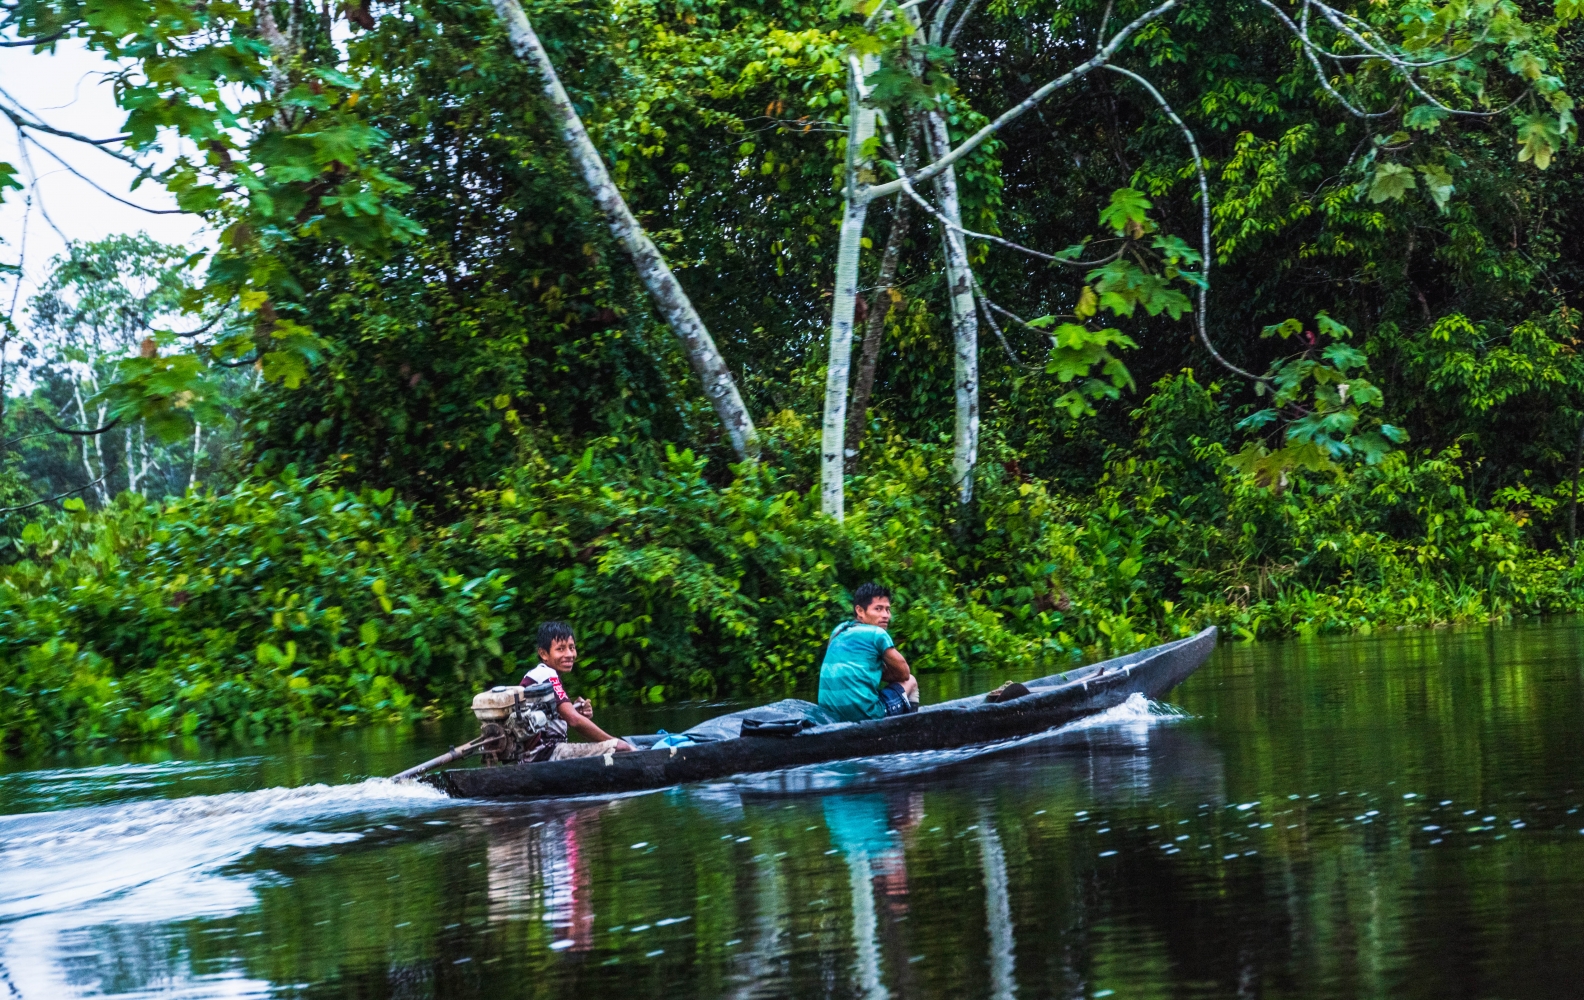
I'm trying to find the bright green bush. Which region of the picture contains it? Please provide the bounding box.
[1043,372,1584,642]
[6,375,1584,752]
[458,417,1056,705]
[0,475,514,749]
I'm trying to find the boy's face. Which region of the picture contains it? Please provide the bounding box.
[855,596,892,629]
[539,636,577,671]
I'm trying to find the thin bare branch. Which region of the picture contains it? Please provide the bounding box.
[944,0,980,48]
[979,295,1054,341]
[1094,0,1114,50]
[1103,64,1270,386]
[16,131,184,214]
[0,87,139,161]
[865,0,1184,202]
[974,289,1024,366]
[0,30,66,47]
[166,305,234,338]
[45,414,123,436]
[1260,0,1395,118]
[1308,0,1514,116]
[6,194,28,322]
[895,168,1114,266]
[0,475,105,513]
[15,136,70,244]
[1308,0,1489,68]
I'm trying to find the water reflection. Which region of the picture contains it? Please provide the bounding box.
[823,792,924,1000]
[485,808,600,951]
[976,806,1015,1000]
[7,621,1584,998]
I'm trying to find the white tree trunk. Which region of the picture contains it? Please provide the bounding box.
[124,421,137,497]
[188,420,203,493]
[490,0,759,462]
[923,111,980,506]
[820,55,879,521]
[128,422,159,496]
[845,193,911,473]
[821,197,872,520]
[72,382,109,507]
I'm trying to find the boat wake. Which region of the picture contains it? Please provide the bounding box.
[0,775,459,997]
[0,778,448,926]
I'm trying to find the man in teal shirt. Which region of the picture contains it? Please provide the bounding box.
[818,582,919,722]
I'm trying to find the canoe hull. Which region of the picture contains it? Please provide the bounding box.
[437,626,1216,800]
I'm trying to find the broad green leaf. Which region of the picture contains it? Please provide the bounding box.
[1317,345,1368,374]
[1508,51,1546,81]
[1403,105,1449,131]
[1369,163,1417,202]
[262,350,309,389]
[1075,285,1098,319]
[1516,114,1563,170]
[1099,188,1152,235]
[1314,312,1353,341]
[1236,408,1279,431]
[1151,234,1202,266]
[1418,164,1456,211]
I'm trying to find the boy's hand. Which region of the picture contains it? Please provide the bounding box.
[573,697,593,718]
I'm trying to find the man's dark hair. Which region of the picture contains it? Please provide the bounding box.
[536,620,576,653]
[851,582,891,611]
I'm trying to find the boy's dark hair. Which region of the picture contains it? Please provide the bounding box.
[851,582,891,611]
[536,621,576,653]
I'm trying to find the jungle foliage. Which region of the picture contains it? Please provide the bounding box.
[2,0,1584,748]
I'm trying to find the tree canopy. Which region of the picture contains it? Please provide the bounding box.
[1,0,1583,748]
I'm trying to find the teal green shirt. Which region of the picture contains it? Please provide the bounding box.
[817,621,895,722]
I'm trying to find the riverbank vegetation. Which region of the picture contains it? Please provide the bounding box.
[2,0,1582,748]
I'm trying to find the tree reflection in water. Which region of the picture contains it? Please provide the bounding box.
[10,622,1584,999]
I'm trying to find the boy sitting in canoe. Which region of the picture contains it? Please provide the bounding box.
[817,583,920,722]
[522,621,636,759]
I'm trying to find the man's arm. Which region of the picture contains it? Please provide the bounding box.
[880,646,911,683]
[558,701,633,750]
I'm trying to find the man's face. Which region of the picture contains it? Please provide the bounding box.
[855,596,892,628]
[540,636,577,671]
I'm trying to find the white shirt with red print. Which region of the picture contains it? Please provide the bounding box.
[521,663,571,744]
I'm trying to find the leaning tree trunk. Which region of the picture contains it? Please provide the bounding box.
[845,194,911,474]
[820,56,880,521]
[491,0,759,462]
[923,110,980,507]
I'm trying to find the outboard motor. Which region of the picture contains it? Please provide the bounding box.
[471,683,560,765]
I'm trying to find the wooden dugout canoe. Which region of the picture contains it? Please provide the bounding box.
[434,626,1217,800]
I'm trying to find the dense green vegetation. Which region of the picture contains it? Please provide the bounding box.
[2,0,1583,748]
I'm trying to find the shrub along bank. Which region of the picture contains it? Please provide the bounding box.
[3,374,1581,752]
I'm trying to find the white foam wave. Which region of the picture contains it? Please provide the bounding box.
[0,776,452,998]
[1060,692,1188,733]
[0,778,446,923]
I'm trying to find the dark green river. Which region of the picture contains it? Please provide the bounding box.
[3,620,1584,999]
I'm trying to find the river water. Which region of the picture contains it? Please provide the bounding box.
[3,620,1584,999]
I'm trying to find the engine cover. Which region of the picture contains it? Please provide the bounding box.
[474,682,561,765]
